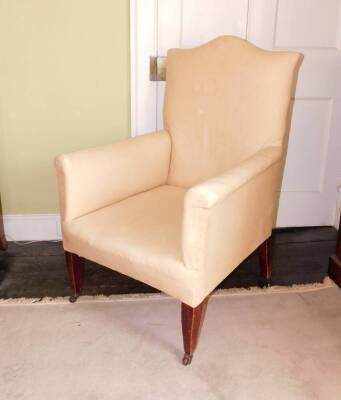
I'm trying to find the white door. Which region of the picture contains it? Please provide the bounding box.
[130,0,341,227]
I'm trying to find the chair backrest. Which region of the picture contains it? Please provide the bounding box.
[164,36,303,187]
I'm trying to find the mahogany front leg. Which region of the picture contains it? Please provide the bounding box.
[181,298,208,365]
[258,236,272,287]
[65,251,84,302]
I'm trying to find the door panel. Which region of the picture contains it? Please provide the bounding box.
[282,99,332,192]
[181,0,248,47]
[248,0,341,226]
[275,0,341,49]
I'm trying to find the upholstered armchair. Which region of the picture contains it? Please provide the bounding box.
[55,36,303,365]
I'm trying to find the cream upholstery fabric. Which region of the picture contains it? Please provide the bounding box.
[55,36,303,307]
[183,148,283,301]
[62,186,197,303]
[164,36,302,187]
[55,131,171,222]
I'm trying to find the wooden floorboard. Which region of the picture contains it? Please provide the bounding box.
[0,227,337,299]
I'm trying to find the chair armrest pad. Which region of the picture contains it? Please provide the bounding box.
[55,130,171,221]
[185,146,283,209]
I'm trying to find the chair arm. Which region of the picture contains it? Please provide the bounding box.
[185,146,283,209]
[55,130,171,222]
[182,145,284,305]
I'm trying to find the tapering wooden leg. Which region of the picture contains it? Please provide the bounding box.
[65,251,84,303]
[258,236,272,287]
[0,196,7,251]
[181,298,208,366]
[329,214,341,288]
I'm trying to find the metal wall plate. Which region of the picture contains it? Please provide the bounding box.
[150,56,167,81]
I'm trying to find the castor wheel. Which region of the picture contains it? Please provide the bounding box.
[182,353,193,366]
[69,295,78,303]
[264,278,271,288]
[258,277,271,288]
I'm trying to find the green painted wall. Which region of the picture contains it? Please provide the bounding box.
[0,0,130,213]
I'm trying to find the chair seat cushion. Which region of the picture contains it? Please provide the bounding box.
[62,185,195,301]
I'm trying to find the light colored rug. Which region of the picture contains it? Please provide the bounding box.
[1,285,341,400]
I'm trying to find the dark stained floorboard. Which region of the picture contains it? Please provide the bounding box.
[0,227,337,299]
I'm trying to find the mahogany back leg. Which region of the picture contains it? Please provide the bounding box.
[258,236,272,287]
[181,298,208,365]
[0,196,7,251]
[65,251,84,302]
[329,214,341,288]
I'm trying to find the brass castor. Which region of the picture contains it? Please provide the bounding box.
[182,353,193,366]
[69,295,78,303]
[258,277,271,288]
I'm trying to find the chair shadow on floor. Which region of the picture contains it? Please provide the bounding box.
[82,298,191,362]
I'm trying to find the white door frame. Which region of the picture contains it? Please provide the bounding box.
[130,0,159,137]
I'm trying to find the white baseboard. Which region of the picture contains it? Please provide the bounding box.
[3,210,338,242]
[3,214,61,241]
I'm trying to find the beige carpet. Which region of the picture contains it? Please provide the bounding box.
[1,286,341,400]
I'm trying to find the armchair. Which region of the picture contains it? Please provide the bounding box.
[55,36,303,365]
